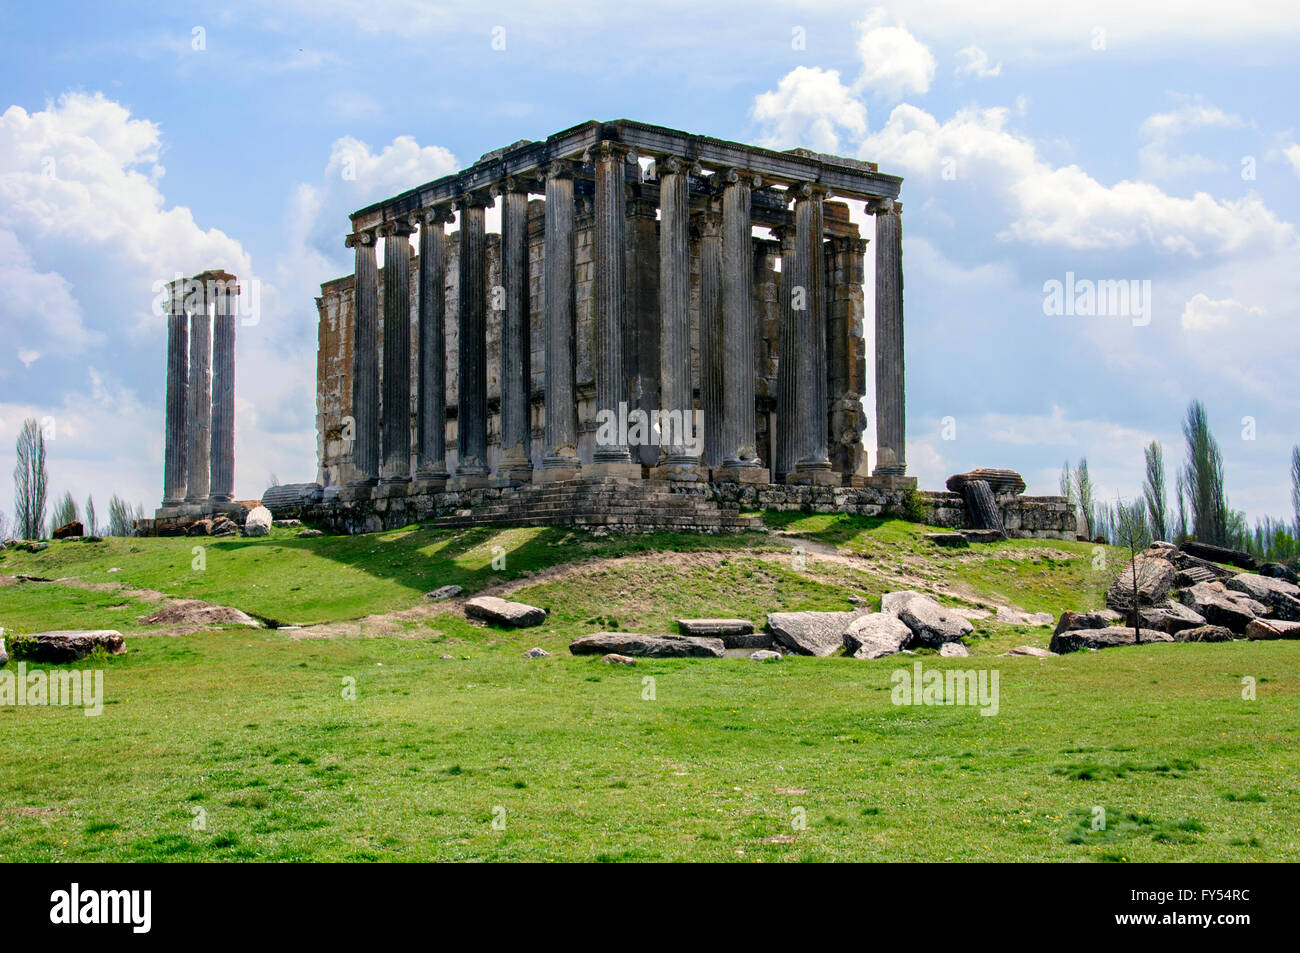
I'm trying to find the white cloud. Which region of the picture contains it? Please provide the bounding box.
[751,66,867,153]
[1284,144,1300,178]
[1180,293,1264,331]
[955,45,1002,79]
[853,11,935,100]
[1137,99,1243,179]
[861,102,1294,256]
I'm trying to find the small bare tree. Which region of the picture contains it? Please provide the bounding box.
[1114,495,1153,643]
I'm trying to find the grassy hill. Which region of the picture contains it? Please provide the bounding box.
[1,515,1295,861]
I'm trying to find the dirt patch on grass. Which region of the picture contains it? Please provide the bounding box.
[138,599,261,633]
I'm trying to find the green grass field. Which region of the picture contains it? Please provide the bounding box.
[1,516,1295,861]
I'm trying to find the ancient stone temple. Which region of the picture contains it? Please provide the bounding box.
[295,119,1075,537]
[155,270,242,522]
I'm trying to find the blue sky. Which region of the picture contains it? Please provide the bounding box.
[2,1,1297,528]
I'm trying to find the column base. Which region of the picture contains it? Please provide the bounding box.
[493,467,534,488]
[339,483,376,502]
[712,465,771,485]
[649,461,700,482]
[583,461,643,482]
[448,473,494,491]
[412,475,449,494]
[376,480,411,498]
[786,465,840,487]
[862,473,917,491]
[534,460,582,484]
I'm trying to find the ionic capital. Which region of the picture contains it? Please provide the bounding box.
[456,190,494,211]
[422,204,456,226]
[345,228,377,248]
[865,196,895,215]
[722,167,762,189]
[377,218,416,238]
[545,159,578,181]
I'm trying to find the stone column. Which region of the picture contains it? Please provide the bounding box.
[497,180,533,484]
[826,231,871,484]
[416,206,452,487]
[715,169,769,483]
[209,274,238,504]
[626,189,660,469]
[453,192,491,487]
[654,156,699,481]
[380,218,415,489]
[589,142,639,478]
[772,225,796,481]
[538,162,581,481]
[698,206,724,472]
[184,281,212,505]
[161,278,189,508]
[347,228,380,490]
[872,199,909,480]
[789,185,835,485]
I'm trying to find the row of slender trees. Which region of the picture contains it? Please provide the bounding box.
[3,416,145,541]
[1065,400,1300,563]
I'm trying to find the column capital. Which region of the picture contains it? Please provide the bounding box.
[769,223,796,246]
[377,218,416,238]
[494,175,540,198]
[721,167,762,189]
[455,190,494,211]
[545,159,579,180]
[865,196,896,215]
[657,155,701,178]
[792,181,830,201]
[421,203,456,226]
[592,140,633,163]
[692,209,723,240]
[345,228,377,248]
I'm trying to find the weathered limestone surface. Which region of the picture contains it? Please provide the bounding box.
[465,595,547,628]
[185,286,212,503]
[569,632,724,658]
[163,281,189,506]
[1050,627,1173,653]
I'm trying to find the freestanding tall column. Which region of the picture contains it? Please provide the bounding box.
[790,185,835,485]
[209,273,238,503]
[453,193,491,486]
[184,282,212,505]
[698,207,724,472]
[590,142,638,476]
[416,206,452,486]
[715,169,769,483]
[655,156,698,481]
[773,225,796,481]
[497,180,534,485]
[379,219,414,489]
[161,278,190,508]
[627,189,660,469]
[347,228,380,489]
[872,199,908,478]
[538,161,581,481]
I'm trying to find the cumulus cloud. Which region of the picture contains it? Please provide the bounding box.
[955,45,1002,79]
[1180,293,1264,331]
[860,103,1294,256]
[853,11,936,100]
[1137,99,1244,179]
[1284,143,1300,178]
[751,66,867,153]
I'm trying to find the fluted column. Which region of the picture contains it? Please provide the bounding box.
[347,227,380,489]
[497,180,533,484]
[416,206,452,484]
[654,156,698,480]
[627,190,660,469]
[698,207,724,472]
[379,218,415,488]
[184,281,212,504]
[453,192,491,485]
[872,199,907,477]
[161,278,189,507]
[790,184,834,485]
[773,225,797,481]
[589,141,637,476]
[209,274,238,503]
[539,161,581,480]
[716,169,768,482]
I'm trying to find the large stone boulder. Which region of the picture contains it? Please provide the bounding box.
[880,590,929,616]
[843,613,913,659]
[896,597,973,648]
[11,630,126,663]
[1174,625,1234,643]
[465,596,547,628]
[1138,600,1207,635]
[1000,645,1057,658]
[1177,582,1266,634]
[261,482,324,509]
[944,468,1026,496]
[1179,540,1256,570]
[0,638,8,667]
[1054,609,1122,635]
[1049,626,1173,654]
[1105,555,1176,611]
[52,521,84,540]
[1226,573,1300,621]
[767,610,867,657]
[1245,618,1300,640]
[243,505,273,537]
[1258,562,1300,585]
[569,632,724,658]
[995,606,1055,627]
[939,642,970,657]
[678,618,770,649]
